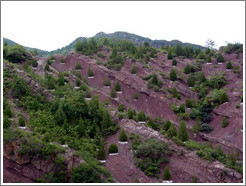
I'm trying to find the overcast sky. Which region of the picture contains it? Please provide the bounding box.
[1,1,245,51]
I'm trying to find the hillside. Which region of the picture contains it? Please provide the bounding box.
[3,38,243,183]
[3,31,205,57]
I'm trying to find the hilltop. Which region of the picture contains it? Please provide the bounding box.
[3,31,205,57]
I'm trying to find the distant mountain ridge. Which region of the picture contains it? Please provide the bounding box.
[3,31,206,57]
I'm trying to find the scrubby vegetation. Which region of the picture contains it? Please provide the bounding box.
[132,138,170,177]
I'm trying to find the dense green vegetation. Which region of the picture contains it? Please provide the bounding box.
[132,138,170,177]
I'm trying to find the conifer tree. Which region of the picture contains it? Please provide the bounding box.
[115,81,121,92]
[184,63,191,74]
[178,121,189,141]
[119,129,128,142]
[131,65,136,74]
[170,69,177,81]
[167,124,177,138]
[147,118,158,130]
[110,87,117,98]
[163,165,172,180]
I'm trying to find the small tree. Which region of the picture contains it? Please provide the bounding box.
[169,69,177,81]
[58,73,65,86]
[167,124,177,138]
[187,75,195,87]
[109,144,118,154]
[184,63,191,74]
[163,120,172,131]
[32,59,38,67]
[178,121,189,141]
[147,118,158,130]
[185,99,192,108]
[127,107,134,119]
[172,59,177,66]
[19,115,25,127]
[163,165,172,180]
[45,63,50,71]
[179,104,185,113]
[118,103,125,112]
[151,73,158,85]
[167,51,173,60]
[137,111,146,122]
[221,116,229,128]
[217,53,225,63]
[115,81,121,92]
[76,79,81,87]
[119,129,128,142]
[227,150,236,166]
[133,92,139,100]
[131,65,137,74]
[60,56,65,63]
[172,87,178,98]
[110,87,117,98]
[219,92,229,104]
[226,61,233,69]
[75,62,82,70]
[97,141,106,160]
[103,78,111,87]
[87,68,94,77]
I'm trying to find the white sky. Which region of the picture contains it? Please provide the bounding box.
[1,1,245,51]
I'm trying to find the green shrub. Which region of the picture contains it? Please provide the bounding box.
[172,59,177,66]
[87,68,94,77]
[216,53,225,62]
[169,69,177,81]
[221,116,229,128]
[191,176,198,183]
[185,99,192,108]
[226,61,233,69]
[178,121,189,142]
[147,118,158,130]
[3,118,11,129]
[19,115,25,127]
[97,53,106,58]
[134,139,169,177]
[75,79,81,87]
[32,59,38,67]
[75,62,82,70]
[163,120,172,131]
[200,123,213,133]
[103,78,111,87]
[219,92,229,104]
[163,165,172,180]
[110,87,117,98]
[115,81,121,92]
[137,111,146,122]
[179,104,185,113]
[97,142,106,160]
[45,64,50,71]
[127,107,136,119]
[131,65,137,74]
[133,92,139,100]
[119,129,128,142]
[118,103,125,112]
[187,75,195,87]
[109,144,118,153]
[167,124,177,138]
[233,65,240,74]
[167,51,173,60]
[60,56,65,63]
[184,63,191,74]
[172,87,178,98]
[71,163,102,183]
[5,45,30,63]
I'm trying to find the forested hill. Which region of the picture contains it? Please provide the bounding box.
[3,31,205,57]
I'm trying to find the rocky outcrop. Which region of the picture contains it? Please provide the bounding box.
[3,138,86,182]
